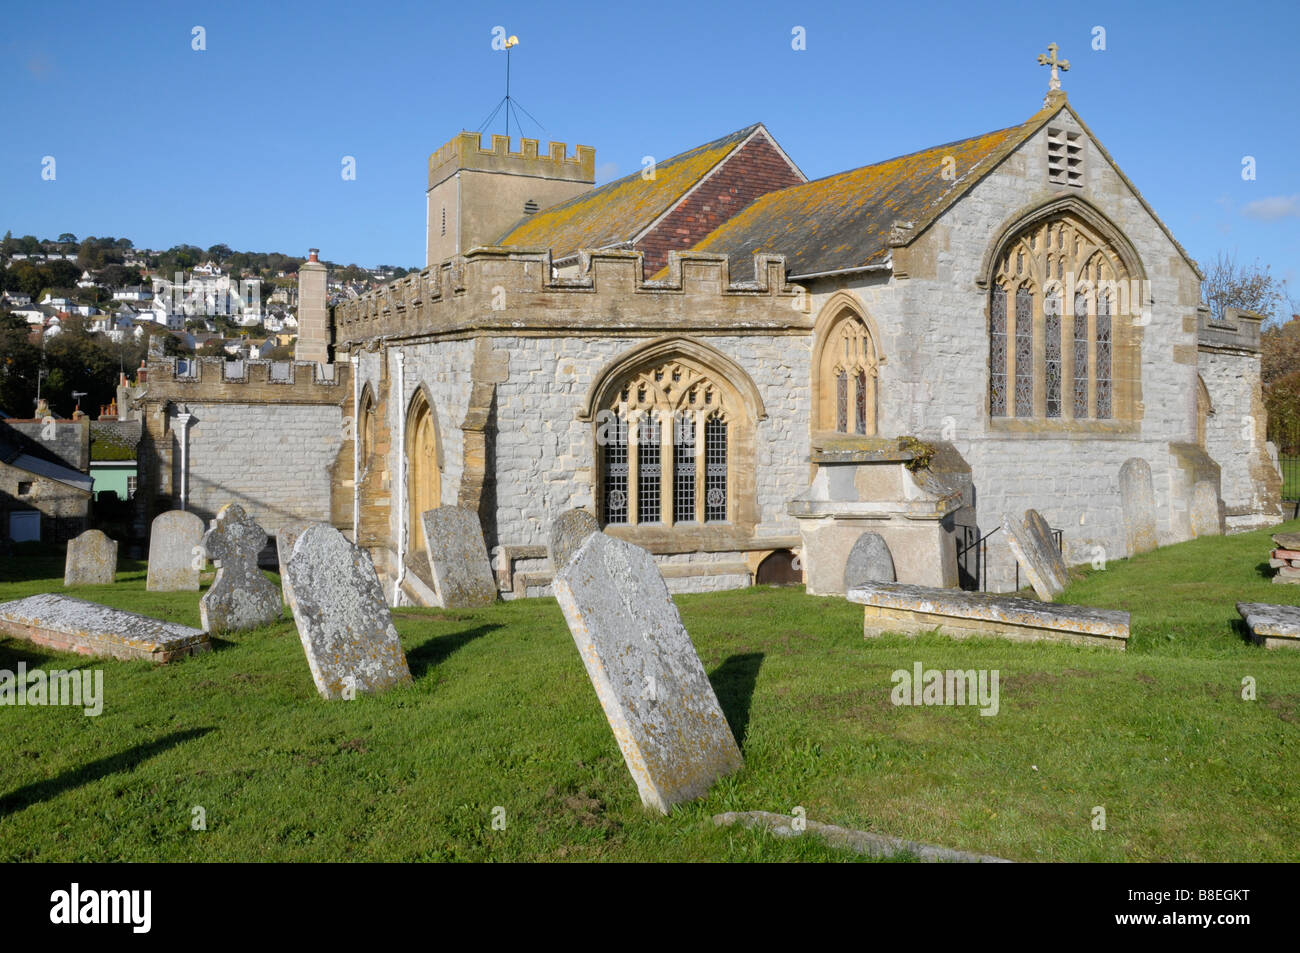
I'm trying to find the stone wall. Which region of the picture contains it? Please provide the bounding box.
[0,459,89,543]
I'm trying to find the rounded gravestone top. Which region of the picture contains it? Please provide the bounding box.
[550,509,600,572]
[843,531,896,590]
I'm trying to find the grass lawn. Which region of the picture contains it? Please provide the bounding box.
[2,521,1299,862]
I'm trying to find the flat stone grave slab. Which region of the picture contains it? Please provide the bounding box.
[552,531,743,814]
[1003,514,1063,601]
[284,524,411,699]
[1119,457,1158,556]
[1237,602,1300,650]
[421,506,497,608]
[1274,533,1300,551]
[199,503,282,634]
[848,581,1129,650]
[64,529,117,587]
[843,531,896,590]
[146,510,205,592]
[549,508,600,572]
[0,593,210,663]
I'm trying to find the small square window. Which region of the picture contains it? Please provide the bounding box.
[18,481,33,495]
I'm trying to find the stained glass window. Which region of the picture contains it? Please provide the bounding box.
[1073,292,1089,418]
[704,417,727,522]
[637,413,660,524]
[1014,287,1034,417]
[855,370,868,435]
[1096,295,1113,419]
[673,414,695,522]
[1045,293,1062,418]
[836,370,848,433]
[990,288,1007,416]
[603,413,628,524]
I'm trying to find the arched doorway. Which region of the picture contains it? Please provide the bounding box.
[406,388,442,553]
[755,549,802,586]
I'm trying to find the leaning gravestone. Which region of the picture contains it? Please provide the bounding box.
[146,510,205,591]
[843,531,896,590]
[549,508,600,572]
[421,506,497,608]
[275,519,313,605]
[1024,509,1068,591]
[284,524,411,700]
[1190,481,1222,537]
[64,529,117,587]
[1119,458,1158,556]
[1003,513,1063,601]
[198,503,281,634]
[552,531,743,814]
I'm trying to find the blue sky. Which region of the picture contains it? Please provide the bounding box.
[2,0,1297,304]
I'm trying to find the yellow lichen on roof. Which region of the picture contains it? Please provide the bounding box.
[496,125,760,258]
[688,113,1048,278]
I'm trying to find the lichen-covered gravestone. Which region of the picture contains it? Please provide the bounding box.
[552,531,743,814]
[64,529,117,587]
[284,524,411,700]
[421,506,497,608]
[146,510,205,591]
[274,519,314,605]
[1190,481,1222,537]
[843,531,896,590]
[1119,457,1158,556]
[1003,513,1063,601]
[198,503,281,634]
[549,508,600,572]
[1024,509,1068,591]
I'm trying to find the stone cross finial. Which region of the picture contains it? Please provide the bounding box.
[1037,42,1070,91]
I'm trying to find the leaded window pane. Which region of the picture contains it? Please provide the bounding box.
[1097,295,1113,419]
[990,288,1007,417]
[636,414,660,524]
[1045,293,1062,418]
[1014,287,1033,417]
[854,370,868,435]
[705,417,727,522]
[836,370,848,432]
[1073,292,1089,418]
[603,413,628,524]
[673,414,695,523]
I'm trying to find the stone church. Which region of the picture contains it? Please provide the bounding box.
[133,55,1281,603]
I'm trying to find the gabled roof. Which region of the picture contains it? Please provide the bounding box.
[0,425,92,491]
[495,123,796,260]
[691,104,1059,279]
[692,95,1202,281]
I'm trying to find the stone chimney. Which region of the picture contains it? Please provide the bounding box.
[296,248,330,364]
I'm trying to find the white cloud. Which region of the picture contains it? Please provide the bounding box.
[1242,194,1300,221]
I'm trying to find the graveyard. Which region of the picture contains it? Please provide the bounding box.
[2,518,1298,863]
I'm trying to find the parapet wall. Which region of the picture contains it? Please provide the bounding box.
[1199,306,1263,354]
[428,132,595,188]
[335,248,804,347]
[142,357,350,405]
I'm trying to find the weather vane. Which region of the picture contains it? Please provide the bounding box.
[476,32,545,139]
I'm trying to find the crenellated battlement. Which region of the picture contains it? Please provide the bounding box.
[1198,306,1264,354]
[428,132,596,189]
[334,247,805,348]
[140,357,351,405]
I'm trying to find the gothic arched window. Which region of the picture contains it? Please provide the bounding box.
[815,308,878,436]
[599,361,732,526]
[988,213,1137,423]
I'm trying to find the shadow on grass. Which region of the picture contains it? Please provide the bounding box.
[407,624,501,677]
[0,727,215,819]
[1230,617,1262,647]
[1255,562,1277,580]
[710,652,764,750]
[0,641,56,670]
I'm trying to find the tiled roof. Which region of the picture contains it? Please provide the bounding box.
[90,420,141,461]
[495,123,766,259]
[690,104,1060,278]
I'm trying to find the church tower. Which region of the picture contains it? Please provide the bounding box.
[425,132,595,267]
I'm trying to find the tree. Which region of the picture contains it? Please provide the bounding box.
[57,233,78,245]
[0,310,43,415]
[1201,252,1285,324]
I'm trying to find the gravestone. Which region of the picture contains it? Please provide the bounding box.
[198,503,281,634]
[1190,481,1222,537]
[146,510,205,591]
[284,524,411,699]
[549,509,600,572]
[64,529,117,587]
[552,531,743,814]
[1002,513,1063,601]
[275,519,313,605]
[843,531,896,590]
[1024,509,1068,590]
[0,593,210,662]
[1119,458,1158,556]
[421,506,497,608]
